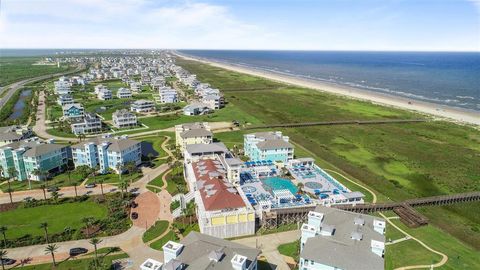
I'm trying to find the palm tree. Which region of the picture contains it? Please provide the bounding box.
[116,163,124,183]
[82,217,94,237]
[7,168,16,190]
[147,153,154,165]
[40,222,49,243]
[119,181,128,199]
[0,226,7,248]
[89,238,102,267]
[40,184,47,200]
[6,188,13,205]
[51,191,59,203]
[98,179,105,196]
[0,249,8,270]
[73,181,78,199]
[44,244,58,266]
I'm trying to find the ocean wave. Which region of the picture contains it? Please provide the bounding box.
[456,95,475,100]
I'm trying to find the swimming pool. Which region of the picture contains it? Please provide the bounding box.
[262,177,298,195]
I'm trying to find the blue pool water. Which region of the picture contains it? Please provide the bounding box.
[262,177,298,195]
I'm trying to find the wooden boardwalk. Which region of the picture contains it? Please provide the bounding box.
[244,118,427,130]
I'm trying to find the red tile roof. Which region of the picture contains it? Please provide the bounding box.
[192,159,246,211]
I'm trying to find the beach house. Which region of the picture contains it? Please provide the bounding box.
[130,100,155,113]
[112,109,138,128]
[54,77,71,95]
[299,206,386,270]
[175,122,213,152]
[116,87,132,99]
[97,88,113,100]
[158,87,178,103]
[57,94,74,106]
[244,131,294,163]
[0,125,33,147]
[71,134,141,174]
[62,103,85,119]
[0,137,69,181]
[70,113,102,135]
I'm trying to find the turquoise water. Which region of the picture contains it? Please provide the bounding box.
[262,177,298,194]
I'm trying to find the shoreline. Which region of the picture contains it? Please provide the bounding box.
[175,52,480,127]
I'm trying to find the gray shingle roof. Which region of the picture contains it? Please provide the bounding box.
[185,142,227,155]
[175,232,260,270]
[300,206,385,270]
[256,139,293,150]
[180,129,212,139]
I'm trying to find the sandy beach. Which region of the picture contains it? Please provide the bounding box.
[175,52,480,127]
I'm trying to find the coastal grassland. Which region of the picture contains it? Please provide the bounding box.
[0,200,107,239]
[177,58,480,251]
[0,57,71,86]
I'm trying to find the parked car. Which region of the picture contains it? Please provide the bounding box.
[47,186,59,192]
[131,212,138,220]
[1,258,16,265]
[69,247,88,256]
[85,183,96,188]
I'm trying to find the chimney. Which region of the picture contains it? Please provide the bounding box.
[162,241,184,263]
[373,219,386,235]
[231,254,247,270]
[371,240,385,257]
[307,211,324,230]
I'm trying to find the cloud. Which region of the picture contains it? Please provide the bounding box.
[0,0,274,49]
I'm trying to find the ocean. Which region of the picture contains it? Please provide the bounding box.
[179,50,480,112]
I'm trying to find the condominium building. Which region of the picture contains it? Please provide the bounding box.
[158,87,178,103]
[175,122,212,152]
[117,87,132,99]
[156,232,260,270]
[62,103,85,119]
[70,113,102,135]
[130,99,155,113]
[299,206,386,270]
[71,134,141,174]
[0,125,33,147]
[112,109,138,128]
[0,138,69,181]
[244,131,294,163]
[130,82,142,93]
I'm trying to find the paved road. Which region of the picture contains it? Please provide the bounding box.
[0,65,84,109]
[233,230,301,270]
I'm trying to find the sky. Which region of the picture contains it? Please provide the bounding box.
[0,0,479,51]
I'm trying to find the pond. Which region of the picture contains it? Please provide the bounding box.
[7,89,32,120]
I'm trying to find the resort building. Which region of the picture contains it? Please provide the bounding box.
[54,77,71,95]
[0,125,33,147]
[185,158,256,238]
[97,88,113,100]
[62,103,85,119]
[244,131,294,163]
[158,87,178,103]
[94,84,107,94]
[299,206,386,270]
[175,122,212,152]
[130,99,155,113]
[57,94,74,106]
[70,113,102,135]
[159,231,260,269]
[112,109,138,128]
[183,142,230,164]
[71,134,141,174]
[117,87,132,99]
[0,137,69,181]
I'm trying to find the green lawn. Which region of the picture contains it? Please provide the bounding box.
[277,240,300,262]
[0,201,108,239]
[177,58,480,250]
[0,57,72,87]
[1,170,84,192]
[86,172,142,185]
[142,220,170,243]
[15,253,128,270]
[148,173,166,188]
[149,230,178,250]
